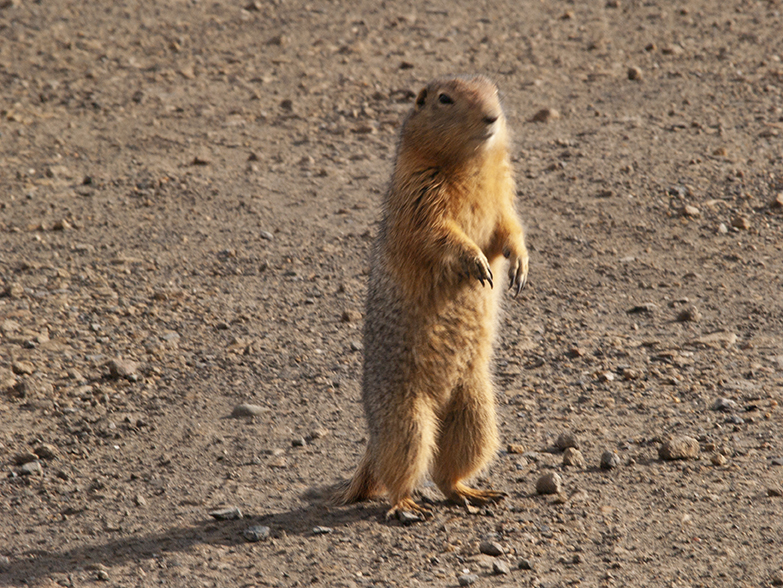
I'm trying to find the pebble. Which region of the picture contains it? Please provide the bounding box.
[13,451,39,465]
[0,555,9,571]
[529,107,560,123]
[493,561,510,575]
[681,205,700,218]
[12,361,35,375]
[562,447,586,469]
[731,215,750,230]
[600,450,621,470]
[134,494,147,507]
[710,453,727,466]
[771,192,783,210]
[308,428,329,440]
[108,358,139,381]
[259,230,274,241]
[312,526,333,535]
[20,460,43,476]
[772,570,783,586]
[718,223,728,234]
[244,525,271,542]
[725,415,744,425]
[555,431,579,450]
[350,340,363,352]
[33,444,59,460]
[230,404,271,418]
[712,397,738,412]
[536,472,563,495]
[507,443,526,454]
[627,66,643,81]
[209,507,243,520]
[517,558,534,570]
[479,540,504,557]
[772,457,783,467]
[627,302,657,314]
[658,436,700,461]
[676,306,702,322]
[458,573,479,586]
[767,486,783,497]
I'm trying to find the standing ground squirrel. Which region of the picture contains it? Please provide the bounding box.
[333,74,529,521]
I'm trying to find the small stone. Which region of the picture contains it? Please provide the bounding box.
[731,215,750,230]
[13,452,39,465]
[0,555,9,571]
[658,436,700,461]
[20,460,43,476]
[479,540,504,557]
[562,447,586,469]
[710,453,727,466]
[396,510,423,524]
[12,361,35,375]
[493,561,511,575]
[350,340,363,352]
[517,558,534,570]
[107,358,139,381]
[52,219,71,231]
[244,525,271,542]
[600,450,621,470]
[712,397,738,412]
[772,570,783,586]
[772,457,783,467]
[622,367,642,380]
[309,428,329,440]
[555,431,579,450]
[767,486,783,497]
[259,230,274,241]
[33,444,59,460]
[771,193,783,210]
[627,303,657,314]
[598,371,615,382]
[627,66,642,81]
[209,507,243,520]
[134,494,147,507]
[96,570,110,582]
[530,107,560,123]
[681,204,701,218]
[677,306,702,322]
[536,472,563,495]
[725,414,744,425]
[458,573,479,586]
[2,283,24,298]
[312,526,333,535]
[507,443,526,454]
[718,223,728,234]
[230,404,271,418]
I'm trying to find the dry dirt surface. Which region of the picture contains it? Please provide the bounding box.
[1,0,783,586]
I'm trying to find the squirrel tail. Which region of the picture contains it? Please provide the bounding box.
[330,452,381,505]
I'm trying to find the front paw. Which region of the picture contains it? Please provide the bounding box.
[461,250,493,288]
[507,248,529,296]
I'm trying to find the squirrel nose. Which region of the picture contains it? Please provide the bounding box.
[483,115,498,125]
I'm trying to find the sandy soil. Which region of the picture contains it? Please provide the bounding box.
[1,0,783,586]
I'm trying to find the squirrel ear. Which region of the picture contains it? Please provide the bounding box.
[415,87,428,109]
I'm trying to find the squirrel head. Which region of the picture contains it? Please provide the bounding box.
[400,75,506,167]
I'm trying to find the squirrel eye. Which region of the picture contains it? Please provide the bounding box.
[438,93,454,105]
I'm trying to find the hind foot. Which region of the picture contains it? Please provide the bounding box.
[445,482,507,509]
[386,497,432,524]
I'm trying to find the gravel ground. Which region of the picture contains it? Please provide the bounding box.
[1,0,783,586]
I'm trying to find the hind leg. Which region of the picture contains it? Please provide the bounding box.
[373,395,439,521]
[432,369,505,508]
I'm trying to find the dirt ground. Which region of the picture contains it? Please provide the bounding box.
[1,0,782,586]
